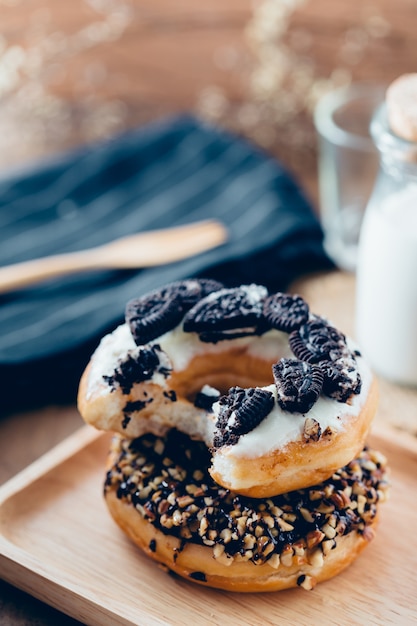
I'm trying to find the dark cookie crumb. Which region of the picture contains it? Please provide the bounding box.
[104,345,171,395]
[126,279,223,346]
[105,430,390,569]
[122,399,153,429]
[124,399,153,413]
[194,386,221,411]
[213,386,274,448]
[121,415,131,429]
[183,284,268,343]
[149,539,157,552]
[263,293,309,333]
[322,426,334,439]
[189,571,207,582]
[273,359,324,414]
[163,390,177,402]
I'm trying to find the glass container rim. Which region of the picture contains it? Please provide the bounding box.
[314,83,385,151]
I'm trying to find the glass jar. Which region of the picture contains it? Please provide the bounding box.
[314,84,383,272]
[356,103,417,386]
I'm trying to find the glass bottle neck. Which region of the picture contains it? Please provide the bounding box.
[371,104,417,180]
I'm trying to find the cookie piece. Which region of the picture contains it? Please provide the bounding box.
[213,386,274,448]
[173,278,224,308]
[126,279,223,345]
[263,293,309,333]
[183,284,268,343]
[320,358,362,403]
[273,358,324,413]
[194,385,221,411]
[103,344,171,395]
[289,317,348,364]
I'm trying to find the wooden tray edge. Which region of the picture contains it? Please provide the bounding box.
[0,426,103,506]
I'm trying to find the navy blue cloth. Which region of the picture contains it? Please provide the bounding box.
[0,116,332,414]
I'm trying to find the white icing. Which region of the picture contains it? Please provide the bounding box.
[87,324,135,396]
[199,283,267,307]
[154,325,291,371]
[199,384,221,397]
[85,315,372,460]
[240,283,268,305]
[86,324,173,398]
[87,322,290,396]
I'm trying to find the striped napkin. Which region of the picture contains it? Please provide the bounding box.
[0,116,332,415]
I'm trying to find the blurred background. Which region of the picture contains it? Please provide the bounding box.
[1,0,416,202]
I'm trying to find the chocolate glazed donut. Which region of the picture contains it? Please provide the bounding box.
[104,430,389,592]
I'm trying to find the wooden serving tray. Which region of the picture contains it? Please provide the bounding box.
[0,424,416,626]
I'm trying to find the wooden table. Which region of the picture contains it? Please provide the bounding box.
[1,1,417,623]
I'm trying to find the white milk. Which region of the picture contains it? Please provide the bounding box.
[356,185,417,385]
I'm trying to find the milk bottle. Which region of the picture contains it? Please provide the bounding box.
[356,74,417,387]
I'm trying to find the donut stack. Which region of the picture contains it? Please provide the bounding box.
[78,279,389,592]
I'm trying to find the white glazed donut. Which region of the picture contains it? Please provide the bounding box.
[78,280,378,497]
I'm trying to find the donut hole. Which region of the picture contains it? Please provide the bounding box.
[168,348,279,403]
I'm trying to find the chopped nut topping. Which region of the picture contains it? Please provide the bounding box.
[267,553,280,569]
[308,548,324,568]
[297,574,317,591]
[105,431,390,569]
[303,417,322,442]
[306,530,325,550]
[281,546,294,567]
